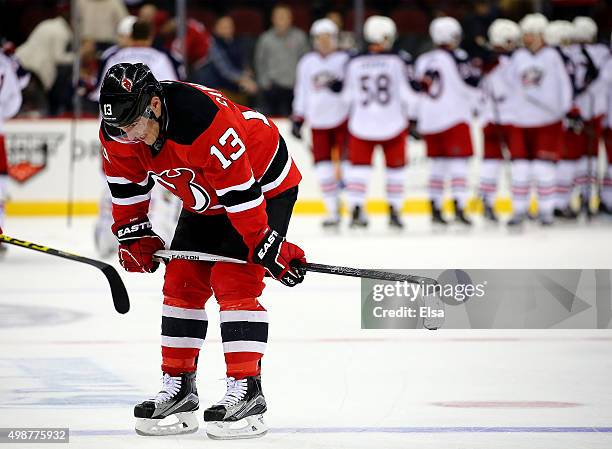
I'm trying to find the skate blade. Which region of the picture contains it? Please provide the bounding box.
[135,411,199,436]
[206,414,267,440]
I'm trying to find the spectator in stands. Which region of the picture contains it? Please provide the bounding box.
[15,3,73,116]
[326,11,356,50]
[78,0,128,49]
[255,4,309,116]
[91,20,179,101]
[195,15,257,105]
[462,0,498,60]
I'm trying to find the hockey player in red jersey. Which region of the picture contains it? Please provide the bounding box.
[98,63,305,438]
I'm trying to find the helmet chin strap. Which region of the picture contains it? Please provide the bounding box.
[150,99,168,155]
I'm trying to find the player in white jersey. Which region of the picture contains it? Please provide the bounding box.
[414,17,480,226]
[292,18,349,228]
[478,19,522,222]
[599,43,612,215]
[507,13,573,227]
[92,20,182,257]
[570,17,610,216]
[542,20,582,220]
[341,15,416,229]
[0,52,22,255]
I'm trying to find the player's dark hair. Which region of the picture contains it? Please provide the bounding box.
[132,20,152,41]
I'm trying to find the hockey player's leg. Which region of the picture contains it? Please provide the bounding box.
[554,159,578,219]
[205,264,268,439]
[383,132,407,229]
[428,158,448,225]
[134,260,212,436]
[533,159,557,226]
[0,136,8,256]
[601,130,612,215]
[508,159,531,228]
[346,136,373,228]
[480,125,504,222]
[94,184,117,258]
[479,159,501,221]
[312,128,341,228]
[449,157,471,226]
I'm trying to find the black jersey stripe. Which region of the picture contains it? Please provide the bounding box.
[220,321,268,343]
[217,182,263,209]
[162,316,208,339]
[259,137,289,187]
[107,177,155,199]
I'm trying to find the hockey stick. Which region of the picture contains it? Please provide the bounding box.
[0,234,130,314]
[154,250,438,285]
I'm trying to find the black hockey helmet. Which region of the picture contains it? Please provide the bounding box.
[99,62,163,128]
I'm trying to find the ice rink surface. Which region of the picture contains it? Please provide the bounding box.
[1,215,612,449]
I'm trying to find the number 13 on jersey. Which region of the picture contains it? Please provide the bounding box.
[210,127,246,169]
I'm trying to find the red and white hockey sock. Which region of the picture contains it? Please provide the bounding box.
[220,300,268,380]
[554,160,575,210]
[533,160,556,219]
[575,156,596,198]
[511,160,531,216]
[601,166,612,208]
[449,158,469,209]
[161,298,208,376]
[0,174,7,229]
[385,166,405,211]
[479,159,501,208]
[345,164,371,210]
[428,158,447,208]
[315,161,340,218]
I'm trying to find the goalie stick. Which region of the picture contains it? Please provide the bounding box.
[0,234,130,314]
[154,250,438,285]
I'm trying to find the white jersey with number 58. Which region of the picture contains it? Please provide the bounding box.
[342,52,416,141]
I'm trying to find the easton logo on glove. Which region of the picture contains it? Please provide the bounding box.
[117,221,154,240]
[115,219,155,243]
[253,228,306,287]
[257,230,278,259]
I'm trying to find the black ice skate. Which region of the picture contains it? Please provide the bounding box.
[454,200,472,226]
[599,202,612,216]
[204,375,267,440]
[388,206,404,229]
[483,204,498,222]
[554,206,578,220]
[134,372,199,436]
[349,206,369,228]
[321,215,341,229]
[539,215,554,227]
[507,213,526,229]
[431,200,449,226]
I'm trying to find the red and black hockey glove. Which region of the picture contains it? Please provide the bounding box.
[114,219,165,273]
[252,227,306,287]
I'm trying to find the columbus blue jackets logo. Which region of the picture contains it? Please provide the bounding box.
[521,68,543,87]
[151,168,211,212]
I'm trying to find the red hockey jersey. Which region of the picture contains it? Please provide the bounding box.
[100,82,301,250]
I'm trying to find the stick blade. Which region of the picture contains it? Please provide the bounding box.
[100,265,130,314]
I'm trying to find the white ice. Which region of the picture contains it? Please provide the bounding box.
[1,215,612,449]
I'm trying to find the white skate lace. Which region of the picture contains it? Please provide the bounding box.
[216,377,248,407]
[152,374,181,404]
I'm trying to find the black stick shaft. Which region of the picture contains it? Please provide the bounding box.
[304,263,437,285]
[0,234,130,314]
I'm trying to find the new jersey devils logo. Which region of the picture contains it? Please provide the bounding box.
[121,77,133,92]
[151,168,211,212]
